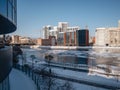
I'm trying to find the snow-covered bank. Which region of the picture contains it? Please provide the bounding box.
[51,67,120,88]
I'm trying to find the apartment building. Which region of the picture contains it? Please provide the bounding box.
[95,23,120,47]
[0,0,17,89]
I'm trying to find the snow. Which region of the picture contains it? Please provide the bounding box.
[51,67,120,88]
[19,48,120,89]
[9,69,37,90]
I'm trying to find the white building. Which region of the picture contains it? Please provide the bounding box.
[43,25,53,39]
[49,26,58,39]
[11,35,20,44]
[67,26,80,31]
[95,27,120,46]
[58,22,68,32]
[19,37,31,44]
[43,22,80,40]
[118,20,120,28]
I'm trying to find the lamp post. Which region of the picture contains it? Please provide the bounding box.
[45,54,54,90]
[30,55,36,79]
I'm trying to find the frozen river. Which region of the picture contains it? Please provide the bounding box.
[19,47,120,89]
[21,48,120,78]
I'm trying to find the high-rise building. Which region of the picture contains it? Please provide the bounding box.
[49,26,58,39]
[43,25,53,39]
[0,0,17,89]
[43,22,80,41]
[76,29,89,46]
[58,22,68,32]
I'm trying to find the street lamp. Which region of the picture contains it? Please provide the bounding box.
[30,55,36,79]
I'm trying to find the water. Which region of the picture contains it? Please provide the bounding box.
[21,48,120,77]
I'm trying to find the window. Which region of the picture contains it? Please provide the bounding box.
[0,0,7,17]
[8,2,13,21]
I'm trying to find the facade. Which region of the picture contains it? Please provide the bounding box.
[95,27,120,46]
[57,32,65,46]
[49,26,58,39]
[43,22,80,43]
[11,35,20,44]
[67,26,80,31]
[89,36,95,46]
[58,22,68,32]
[0,0,17,34]
[37,38,51,46]
[118,20,120,28]
[64,31,76,46]
[0,0,17,90]
[57,29,89,46]
[43,25,53,39]
[19,37,32,45]
[76,29,89,46]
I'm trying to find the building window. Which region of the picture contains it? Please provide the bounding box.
[0,0,7,17]
[8,1,13,21]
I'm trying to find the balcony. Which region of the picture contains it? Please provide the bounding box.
[0,46,12,82]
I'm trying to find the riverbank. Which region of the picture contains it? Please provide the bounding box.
[30,45,120,52]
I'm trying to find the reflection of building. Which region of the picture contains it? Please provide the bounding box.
[0,0,17,89]
[95,26,120,46]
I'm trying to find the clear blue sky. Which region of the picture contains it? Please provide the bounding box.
[12,0,120,38]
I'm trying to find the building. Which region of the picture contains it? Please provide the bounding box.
[42,22,80,43]
[89,36,95,46]
[0,0,17,90]
[95,25,120,46]
[37,38,51,46]
[118,20,120,28]
[58,22,68,32]
[37,36,56,46]
[64,31,76,46]
[76,29,89,46]
[57,32,65,46]
[43,25,53,39]
[19,37,32,45]
[49,26,58,39]
[57,29,89,46]
[11,35,20,44]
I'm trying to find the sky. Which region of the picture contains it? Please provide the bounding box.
[12,0,120,38]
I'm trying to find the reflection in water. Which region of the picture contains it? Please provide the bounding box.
[22,48,120,78]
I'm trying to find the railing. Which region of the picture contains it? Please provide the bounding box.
[13,64,120,90]
[44,61,89,72]
[13,64,42,90]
